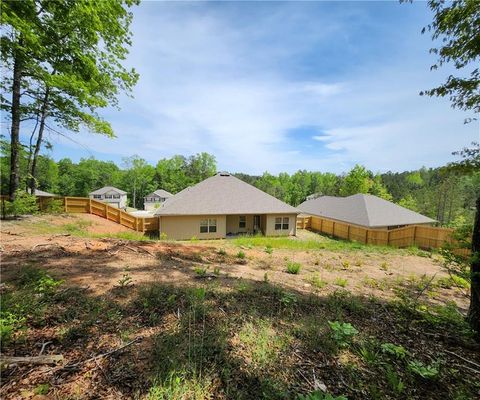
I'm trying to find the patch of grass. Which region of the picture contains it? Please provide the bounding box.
[306,273,327,289]
[265,245,273,254]
[334,278,348,287]
[328,320,358,348]
[236,250,246,259]
[94,231,152,241]
[286,261,302,274]
[237,319,290,368]
[147,371,213,400]
[194,267,207,277]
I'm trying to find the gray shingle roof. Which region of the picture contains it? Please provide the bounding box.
[89,186,127,195]
[27,188,58,197]
[298,194,435,228]
[145,189,173,199]
[155,172,300,216]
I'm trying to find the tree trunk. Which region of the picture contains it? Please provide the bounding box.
[9,51,23,201]
[29,87,50,193]
[468,194,480,339]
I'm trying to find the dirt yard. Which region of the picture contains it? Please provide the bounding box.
[0,214,478,399]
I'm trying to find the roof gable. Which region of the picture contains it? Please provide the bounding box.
[298,193,435,228]
[155,173,299,216]
[89,186,127,195]
[145,189,173,198]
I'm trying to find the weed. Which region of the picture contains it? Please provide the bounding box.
[159,232,168,240]
[408,360,439,379]
[307,273,327,289]
[381,343,408,360]
[279,291,297,309]
[117,266,133,287]
[286,261,301,274]
[334,278,348,287]
[217,248,227,256]
[297,391,348,400]
[358,345,379,365]
[194,267,207,277]
[213,267,220,276]
[34,384,50,395]
[237,250,246,259]
[380,262,389,271]
[341,260,351,270]
[265,245,273,254]
[264,272,269,283]
[354,259,363,267]
[328,321,358,348]
[0,312,25,344]
[384,364,405,394]
[147,370,212,400]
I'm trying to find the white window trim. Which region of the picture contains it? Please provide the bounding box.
[200,218,217,233]
[275,216,290,230]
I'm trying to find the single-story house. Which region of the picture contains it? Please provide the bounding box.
[144,189,173,211]
[298,193,435,230]
[89,186,127,209]
[154,172,300,240]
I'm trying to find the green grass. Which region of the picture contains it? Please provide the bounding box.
[232,234,409,254]
[286,261,302,274]
[334,278,348,287]
[306,273,327,289]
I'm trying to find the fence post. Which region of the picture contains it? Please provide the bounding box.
[347,224,350,240]
[387,230,390,246]
[88,199,92,214]
[64,197,68,212]
[332,221,335,238]
[412,225,417,247]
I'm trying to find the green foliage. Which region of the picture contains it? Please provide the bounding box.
[339,165,373,196]
[217,248,227,256]
[279,291,297,309]
[408,360,439,379]
[34,384,50,395]
[334,278,348,287]
[384,364,405,395]
[307,273,327,289]
[117,267,133,288]
[3,190,38,217]
[42,198,64,214]
[381,343,408,360]
[0,312,25,345]
[265,245,273,254]
[328,321,358,347]
[298,391,348,400]
[147,371,212,400]
[194,267,207,277]
[286,261,302,274]
[237,250,246,259]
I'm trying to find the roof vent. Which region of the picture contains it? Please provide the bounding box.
[218,171,230,176]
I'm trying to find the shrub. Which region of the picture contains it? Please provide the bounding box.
[43,198,64,214]
[3,190,38,217]
[328,321,358,347]
[286,261,301,274]
[279,291,297,308]
[0,312,25,345]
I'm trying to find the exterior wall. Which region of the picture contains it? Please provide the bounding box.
[159,215,227,240]
[265,214,297,236]
[226,215,254,235]
[144,201,162,212]
[88,193,127,209]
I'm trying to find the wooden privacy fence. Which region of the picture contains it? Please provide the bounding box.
[297,215,469,254]
[64,197,158,233]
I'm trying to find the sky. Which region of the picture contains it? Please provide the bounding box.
[43,1,480,174]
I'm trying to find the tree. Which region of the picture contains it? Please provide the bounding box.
[339,165,373,196]
[398,194,419,212]
[1,0,139,199]
[122,155,155,209]
[420,0,480,120]
[370,175,393,201]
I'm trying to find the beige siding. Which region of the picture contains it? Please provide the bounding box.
[265,214,297,236]
[226,215,254,235]
[159,215,226,240]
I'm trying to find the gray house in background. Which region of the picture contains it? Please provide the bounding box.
[27,188,58,197]
[144,189,173,211]
[89,186,127,209]
[298,193,435,230]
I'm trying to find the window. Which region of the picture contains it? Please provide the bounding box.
[239,216,246,228]
[113,194,120,199]
[200,219,217,233]
[93,194,102,199]
[275,217,282,230]
[105,194,113,199]
[282,217,289,230]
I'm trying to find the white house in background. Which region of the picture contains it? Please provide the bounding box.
[89,186,127,209]
[144,189,173,211]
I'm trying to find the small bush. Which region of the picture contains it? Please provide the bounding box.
[328,321,358,347]
[0,312,25,345]
[279,291,297,308]
[237,251,246,259]
[265,245,273,254]
[43,198,64,214]
[117,267,133,287]
[286,261,301,274]
[3,190,38,217]
[307,273,327,289]
[194,267,207,277]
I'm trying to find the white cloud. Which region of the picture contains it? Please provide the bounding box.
[53,2,480,174]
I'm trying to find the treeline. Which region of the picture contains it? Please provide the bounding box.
[1,143,478,226]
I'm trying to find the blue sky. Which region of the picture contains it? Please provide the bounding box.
[43,1,479,174]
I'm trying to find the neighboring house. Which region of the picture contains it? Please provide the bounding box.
[89,186,127,209]
[298,193,435,230]
[154,172,300,240]
[27,188,58,197]
[144,189,173,211]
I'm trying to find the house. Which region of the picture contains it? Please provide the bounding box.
[89,186,127,209]
[143,189,173,211]
[298,193,435,230]
[154,172,300,240]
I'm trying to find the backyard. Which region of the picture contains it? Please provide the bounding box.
[1,213,479,399]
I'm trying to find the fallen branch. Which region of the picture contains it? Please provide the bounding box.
[1,354,64,366]
[31,243,53,251]
[444,349,480,370]
[62,337,141,370]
